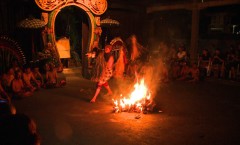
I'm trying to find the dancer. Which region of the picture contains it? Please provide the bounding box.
[90,44,114,103]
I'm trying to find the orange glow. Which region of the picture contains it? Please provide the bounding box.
[113,78,151,113]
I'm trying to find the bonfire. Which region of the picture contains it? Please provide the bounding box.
[113,78,158,114]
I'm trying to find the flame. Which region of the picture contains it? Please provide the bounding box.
[113,78,151,113]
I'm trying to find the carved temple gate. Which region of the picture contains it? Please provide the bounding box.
[35,0,107,78]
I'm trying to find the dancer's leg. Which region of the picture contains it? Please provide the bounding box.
[90,87,101,103]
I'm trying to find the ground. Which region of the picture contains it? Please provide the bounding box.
[13,68,240,145]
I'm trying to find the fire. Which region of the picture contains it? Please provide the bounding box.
[113,78,151,113]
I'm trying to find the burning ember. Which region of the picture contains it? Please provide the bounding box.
[113,78,157,113]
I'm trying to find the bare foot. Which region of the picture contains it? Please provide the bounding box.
[90,99,96,103]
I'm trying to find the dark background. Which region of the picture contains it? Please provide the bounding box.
[0,0,239,61]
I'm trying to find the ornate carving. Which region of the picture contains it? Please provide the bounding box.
[35,0,107,15]
[95,16,101,26]
[35,0,68,11]
[88,0,107,15]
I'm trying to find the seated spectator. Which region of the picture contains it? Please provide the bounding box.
[198,49,211,80]
[226,49,238,80]
[199,49,211,71]
[170,46,189,80]
[23,66,41,91]
[1,68,15,93]
[176,46,188,64]
[12,71,33,98]
[188,63,200,83]
[0,113,41,145]
[45,63,66,88]
[0,81,11,101]
[45,63,58,88]
[211,49,225,78]
[177,61,191,81]
[44,63,50,75]
[32,67,44,87]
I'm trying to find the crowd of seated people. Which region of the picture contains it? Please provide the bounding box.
[0,62,66,100]
[153,42,240,83]
[198,49,212,78]
[198,47,240,81]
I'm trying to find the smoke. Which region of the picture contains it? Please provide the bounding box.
[112,57,166,100]
[140,58,166,99]
[112,39,173,100]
